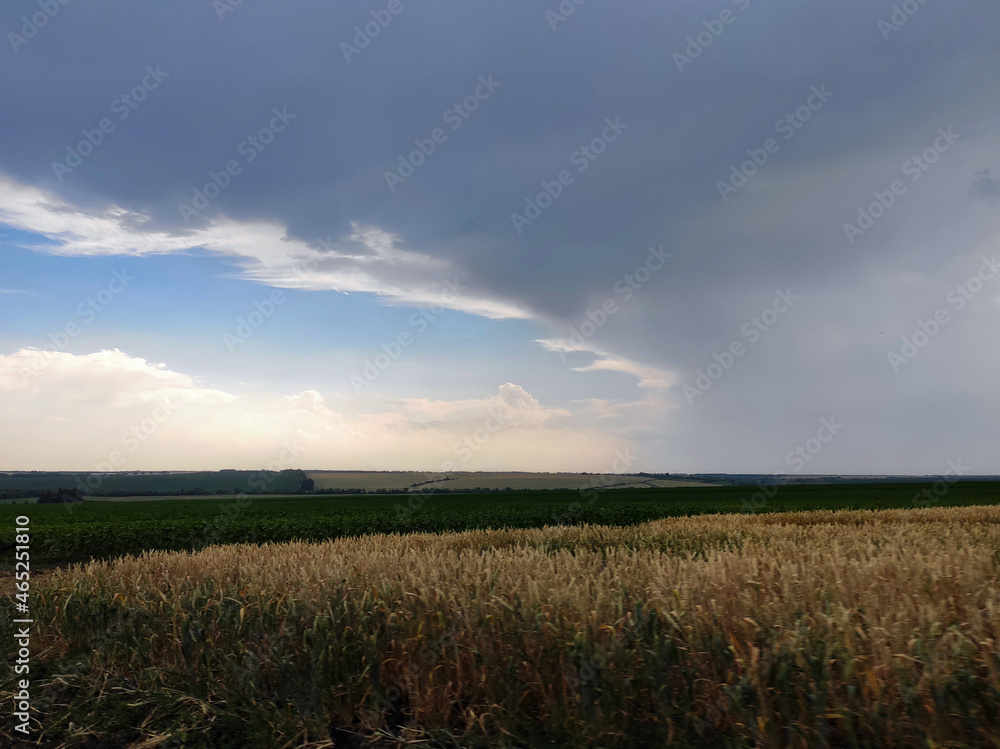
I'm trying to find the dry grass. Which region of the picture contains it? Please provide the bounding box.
[5,506,1000,747]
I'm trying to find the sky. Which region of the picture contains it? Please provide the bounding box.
[1,0,998,474]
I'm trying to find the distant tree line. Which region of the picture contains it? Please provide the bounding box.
[0,470,317,499]
[37,488,84,504]
[1,487,317,499]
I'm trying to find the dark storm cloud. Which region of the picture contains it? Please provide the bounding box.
[969,169,1000,205]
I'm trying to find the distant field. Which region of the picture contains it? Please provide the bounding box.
[306,471,714,491]
[306,470,437,489]
[0,470,709,497]
[2,481,999,565]
[5,506,999,747]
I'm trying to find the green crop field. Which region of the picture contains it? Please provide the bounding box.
[2,481,998,565]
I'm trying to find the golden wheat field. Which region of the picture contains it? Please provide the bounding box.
[6,506,1000,747]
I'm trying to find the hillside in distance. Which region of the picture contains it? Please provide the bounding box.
[0,470,715,499]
